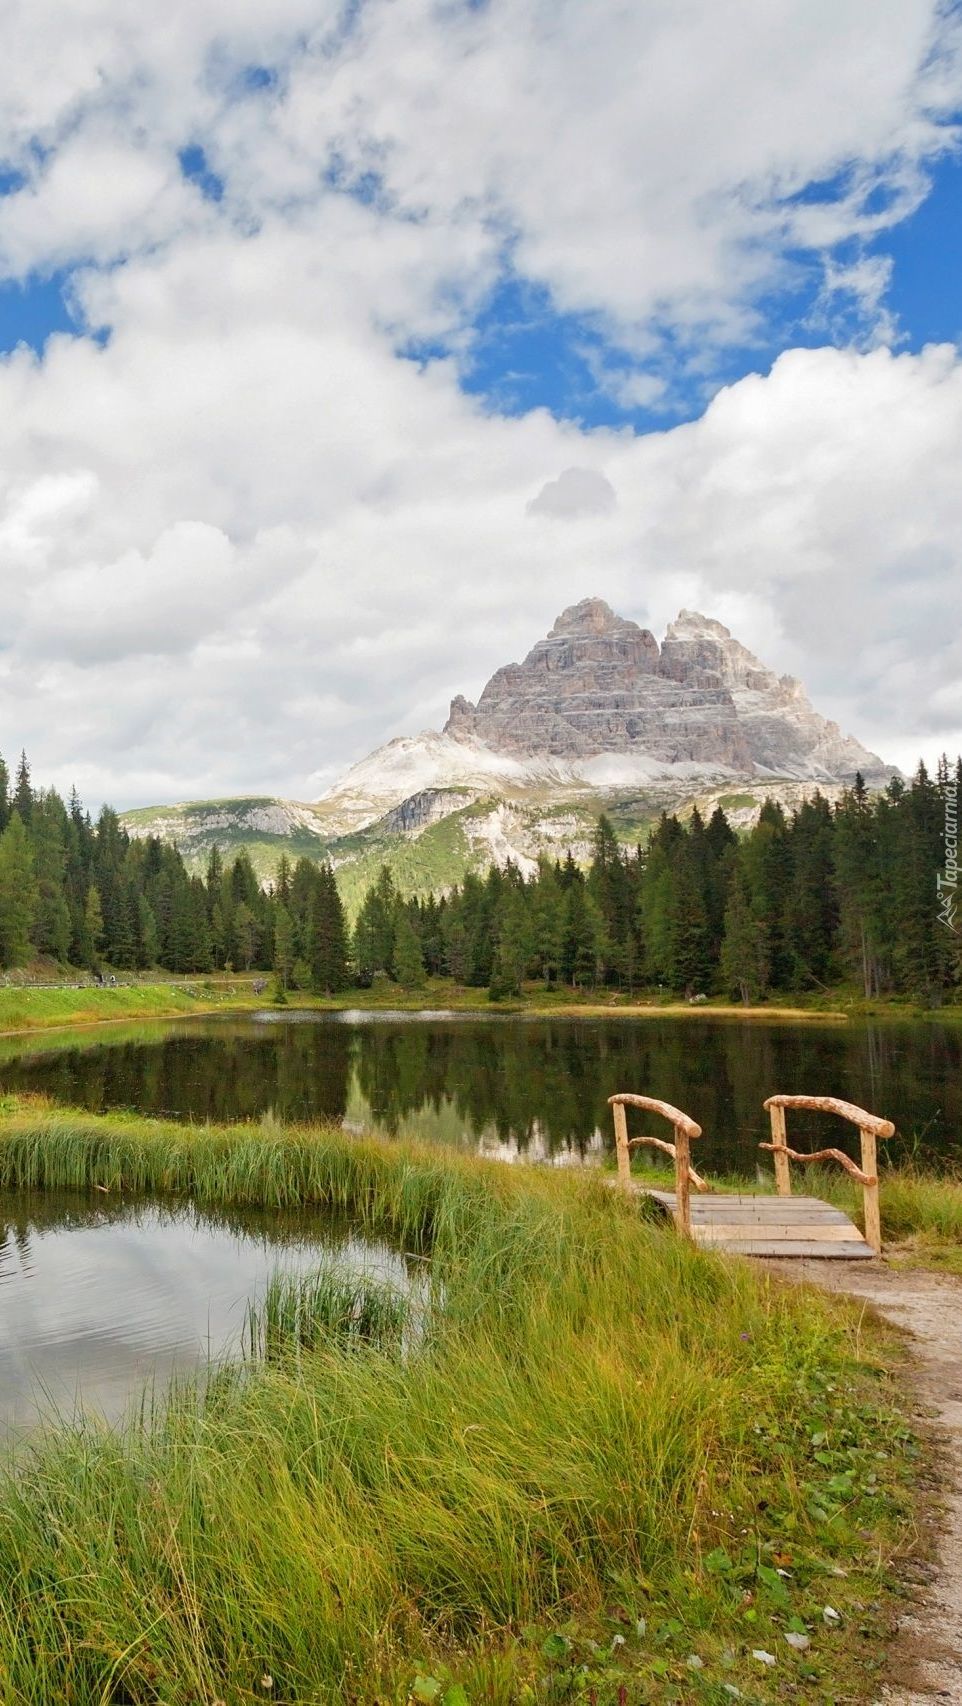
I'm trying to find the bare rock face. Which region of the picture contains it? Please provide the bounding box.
[443,598,888,782]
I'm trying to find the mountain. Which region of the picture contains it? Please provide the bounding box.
[122,600,892,908]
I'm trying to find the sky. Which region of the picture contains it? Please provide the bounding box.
[0,0,960,809]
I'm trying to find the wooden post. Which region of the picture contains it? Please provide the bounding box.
[859,1125,881,1255]
[769,1102,791,1197]
[673,1122,692,1237]
[612,1100,632,1191]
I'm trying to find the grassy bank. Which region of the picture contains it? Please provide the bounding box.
[0,978,271,1035]
[0,1107,920,1702]
[5,970,962,1038]
[0,974,855,1038]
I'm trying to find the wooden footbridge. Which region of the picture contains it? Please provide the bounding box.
[609,1092,895,1259]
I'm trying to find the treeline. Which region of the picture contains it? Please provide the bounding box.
[1,745,958,1006]
[355,761,961,1005]
[0,751,351,986]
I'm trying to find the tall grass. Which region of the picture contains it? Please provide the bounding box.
[0,1108,917,1702]
[250,1263,412,1359]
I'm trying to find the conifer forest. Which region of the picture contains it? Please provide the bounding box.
[1,746,958,1006]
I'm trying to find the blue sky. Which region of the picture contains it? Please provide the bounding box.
[5,144,961,438]
[0,0,958,805]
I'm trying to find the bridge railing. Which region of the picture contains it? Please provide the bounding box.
[608,1094,707,1237]
[760,1095,895,1255]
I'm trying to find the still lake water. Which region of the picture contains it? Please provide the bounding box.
[0,1009,957,1426]
[0,1191,406,1432]
[0,1009,959,1171]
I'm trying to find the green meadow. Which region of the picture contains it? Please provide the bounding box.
[0,1105,922,1703]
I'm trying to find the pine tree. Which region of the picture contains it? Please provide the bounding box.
[138,896,160,966]
[784,795,839,989]
[273,903,295,991]
[275,853,292,907]
[834,775,885,996]
[310,865,349,992]
[81,884,105,968]
[0,815,38,966]
[489,886,531,998]
[743,802,792,989]
[719,860,768,1004]
[13,751,32,826]
[587,814,635,984]
[562,879,602,988]
[30,794,72,962]
[441,899,469,983]
[233,901,260,970]
[394,910,426,989]
[530,859,565,985]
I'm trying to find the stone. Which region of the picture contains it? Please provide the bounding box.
[443,598,888,782]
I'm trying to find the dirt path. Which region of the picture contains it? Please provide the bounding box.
[767,1260,962,1703]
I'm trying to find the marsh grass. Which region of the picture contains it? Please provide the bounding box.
[0,1106,921,1703]
[250,1263,412,1359]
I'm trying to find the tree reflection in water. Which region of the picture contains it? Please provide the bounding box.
[0,1013,957,1172]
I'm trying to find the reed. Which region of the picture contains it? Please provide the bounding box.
[0,1107,918,1702]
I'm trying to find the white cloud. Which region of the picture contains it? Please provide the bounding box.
[0,1,956,806]
[527,467,617,519]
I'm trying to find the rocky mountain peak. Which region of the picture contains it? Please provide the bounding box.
[549,597,639,639]
[442,598,888,782]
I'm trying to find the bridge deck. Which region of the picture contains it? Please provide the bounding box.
[643,1191,874,1259]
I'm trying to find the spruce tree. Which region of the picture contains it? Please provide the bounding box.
[394,911,426,989]
[489,886,531,998]
[30,795,72,962]
[310,865,349,993]
[0,815,38,966]
[13,751,32,826]
[834,776,885,996]
[273,903,295,991]
[719,861,768,1004]
[81,884,105,968]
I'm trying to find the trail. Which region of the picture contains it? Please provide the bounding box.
[767,1260,962,1703]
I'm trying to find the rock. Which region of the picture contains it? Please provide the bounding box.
[443,598,888,782]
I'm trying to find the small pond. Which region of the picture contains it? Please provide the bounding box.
[0,1190,407,1433]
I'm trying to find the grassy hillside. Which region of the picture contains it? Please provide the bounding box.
[121,777,847,909]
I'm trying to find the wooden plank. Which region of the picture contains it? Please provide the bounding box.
[634,1186,873,1259]
[693,1223,859,1244]
[708,1243,873,1260]
[659,1197,851,1217]
[687,1199,848,1214]
[687,1208,852,1224]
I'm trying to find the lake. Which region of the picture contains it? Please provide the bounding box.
[0,1190,407,1432]
[0,1009,958,1171]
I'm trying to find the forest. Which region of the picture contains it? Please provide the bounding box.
[0,748,957,1005]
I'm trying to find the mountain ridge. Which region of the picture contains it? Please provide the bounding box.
[122,599,892,903]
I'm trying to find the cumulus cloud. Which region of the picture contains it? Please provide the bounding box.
[527,468,618,519]
[0,0,956,805]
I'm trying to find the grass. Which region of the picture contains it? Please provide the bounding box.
[0,1105,922,1703]
[5,966,962,1038]
[0,977,273,1034]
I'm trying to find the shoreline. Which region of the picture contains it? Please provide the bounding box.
[0,977,959,1039]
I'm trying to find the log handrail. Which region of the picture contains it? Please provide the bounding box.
[608,1093,704,1236]
[760,1095,893,1254]
[757,1143,875,1186]
[763,1095,895,1140]
[608,1094,702,1139]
